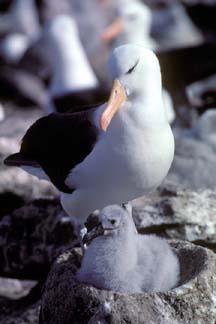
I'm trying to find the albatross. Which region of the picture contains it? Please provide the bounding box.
[101,0,155,49]
[4,44,174,226]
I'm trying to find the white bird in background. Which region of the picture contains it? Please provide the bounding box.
[45,15,100,113]
[5,44,174,229]
[151,0,203,50]
[101,0,156,49]
[101,0,175,124]
[194,109,216,152]
[0,0,40,63]
[77,204,180,293]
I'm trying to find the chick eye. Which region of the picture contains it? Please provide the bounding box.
[126,60,139,74]
[110,219,116,225]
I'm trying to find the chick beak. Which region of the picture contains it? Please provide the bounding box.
[100,79,127,131]
[82,223,105,245]
[101,17,124,43]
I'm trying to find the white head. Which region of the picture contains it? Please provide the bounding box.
[100,44,163,131]
[99,203,136,235]
[82,204,135,245]
[101,0,153,47]
[118,0,152,36]
[108,44,160,96]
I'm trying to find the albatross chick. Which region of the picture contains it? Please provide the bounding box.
[78,204,179,293]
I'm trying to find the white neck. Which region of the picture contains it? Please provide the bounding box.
[125,72,167,128]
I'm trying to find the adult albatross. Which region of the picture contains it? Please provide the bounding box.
[4,44,174,225]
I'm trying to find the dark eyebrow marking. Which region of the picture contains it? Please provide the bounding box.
[126,60,139,74]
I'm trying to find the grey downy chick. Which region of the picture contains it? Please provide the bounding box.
[77,204,179,293]
[136,234,179,292]
[77,203,140,293]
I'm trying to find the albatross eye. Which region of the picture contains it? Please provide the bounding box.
[126,60,139,74]
[110,219,116,225]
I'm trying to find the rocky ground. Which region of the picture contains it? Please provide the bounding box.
[1,0,216,323]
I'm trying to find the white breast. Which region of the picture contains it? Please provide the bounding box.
[63,103,174,218]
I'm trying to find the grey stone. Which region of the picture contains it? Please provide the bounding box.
[0,107,58,216]
[0,301,40,324]
[133,186,216,244]
[40,241,216,324]
[0,199,77,280]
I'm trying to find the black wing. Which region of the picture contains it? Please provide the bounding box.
[4,110,98,193]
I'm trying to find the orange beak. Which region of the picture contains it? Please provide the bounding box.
[101,17,124,43]
[100,79,127,131]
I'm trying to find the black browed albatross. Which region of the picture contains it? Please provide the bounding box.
[4,44,174,226]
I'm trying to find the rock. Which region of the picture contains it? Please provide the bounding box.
[0,107,58,216]
[0,107,43,141]
[40,241,216,324]
[0,198,77,280]
[0,282,42,323]
[0,301,40,324]
[132,186,216,244]
[0,166,57,209]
